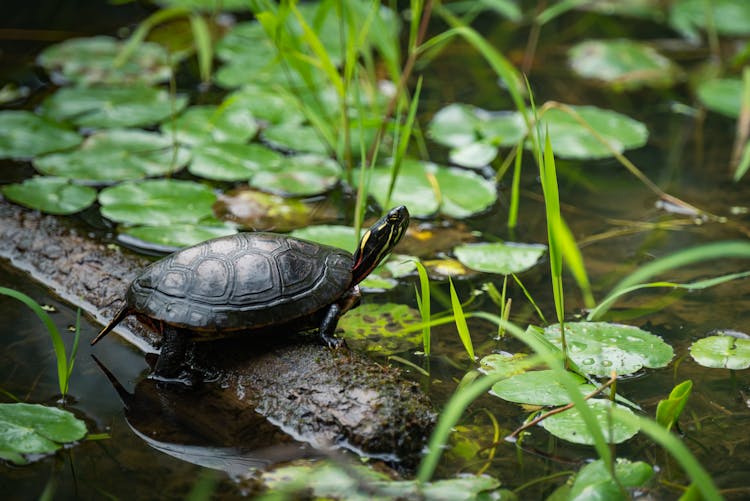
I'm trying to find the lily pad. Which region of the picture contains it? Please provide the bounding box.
[226,85,305,126]
[40,86,188,128]
[670,0,750,41]
[491,370,596,406]
[188,142,283,181]
[697,78,742,118]
[689,334,750,369]
[535,105,648,159]
[291,224,360,253]
[454,242,546,275]
[568,39,679,90]
[99,179,216,226]
[479,353,535,378]
[540,399,639,445]
[543,322,674,377]
[261,122,330,155]
[161,105,258,145]
[33,129,189,182]
[2,177,97,215]
[567,459,654,500]
[37,36,172,86]
[0,403,87,465]
[448,140,500,168]
[252,154,342,196]
[339,303,423,355]
[0,111,82,159]
[121,223,238,249]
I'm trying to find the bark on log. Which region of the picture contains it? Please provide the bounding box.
[0,199,435,466]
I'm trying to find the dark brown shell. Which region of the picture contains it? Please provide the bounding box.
[126,233,353,332]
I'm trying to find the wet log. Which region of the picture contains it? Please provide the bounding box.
[0,199,435,466]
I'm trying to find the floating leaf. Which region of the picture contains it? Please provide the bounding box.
[161,105,258,145]
[121,223,238,249]
[0,111,81,159]
[41,86,188,128]
[670,0,750,41]
[0,403,87,465]
[536,105,648,159]
[454,242,546,275]
[226,85,305,126]
[37,36,172,86]
[540,399,639,445]
[448,141,498,168]
[2,177,96,215]
[291,224,359,253]
[491,370,595,406]
[479,353,535,378]
[568,39,679,90]
[261,122,330,155]
[252,154,341,196]
[339,303,422,355]
[34,129,189,182]
[567,459,654,500]
[188,142,282,181]
[99,179,216,226]
[689,334,750,369]
[543,322,674,377]
[697,78,742,118]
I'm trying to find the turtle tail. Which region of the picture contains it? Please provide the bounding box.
[91,305,130,346]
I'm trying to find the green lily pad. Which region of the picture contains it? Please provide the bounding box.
[122,223,238,249]
[252,154,342,196]
[188,142,283,181]
[535,105,648,160]
[37,36,172,86]
[670,0,750,41]
[0,403,87,465]
[689,334,750,369]
[491,370,596,406]
[339,303,422,355]
[161,105,258,145]
[33,129,189,182]
[567,459,654,500]
[41,86,188,128]
[99,179,216,226]
[361,159,497,218]
[568,39,679,90]
[261,122,330,155]
[540,399,639,445]
[448,141,498,168]
[291,224,359,253]
[543,322,674,377]
[479,353,535,378]
[0,111,82,159]
[2,177,97,215]
[454,242,546,275]
[226,84,305,126]
[697,78,742,118]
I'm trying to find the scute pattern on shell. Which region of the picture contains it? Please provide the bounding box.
[127,233,353,332]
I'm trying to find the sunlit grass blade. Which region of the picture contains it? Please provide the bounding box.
[507,142,523,232]
[414,260,432,356]
[189,14,213,84]
[558,217,595,308]
[511,273,546,324]
[449,277,474,361]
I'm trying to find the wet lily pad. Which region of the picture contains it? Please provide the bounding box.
[689,334,750,369]
[1,176,97,215]
[34,129,189,182]
[543,322,674,377]
[37,36,172,86]
[568,39,679,90]
[448,141,500,168]
[0,111,82,159]
[479,353,535,378]
[670,0,750,41]
[188,142,283,181]
[536,105,648,159]
[41,86,188,128]
[261,122,330,155]
[540,399,639,445]
[252,154,342,196]
[0,403,87,465]
[566,459,654,500]
[454,242,546,275]
[122,223,238,249]
[339,303,422,355]
[697,78,742,118]
[161,105,258,145]
[99,179,216,226]
[491,370,596,406]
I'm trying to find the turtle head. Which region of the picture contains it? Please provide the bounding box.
[351,206,409,285]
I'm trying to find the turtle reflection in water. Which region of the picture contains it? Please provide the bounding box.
[91,206,410,382]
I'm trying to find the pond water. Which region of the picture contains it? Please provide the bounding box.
[2,1,750,499]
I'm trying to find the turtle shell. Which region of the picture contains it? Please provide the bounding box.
[126,233,353,333]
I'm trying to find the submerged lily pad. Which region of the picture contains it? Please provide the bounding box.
[540,399,639,445]
[252,154,342,196]
[99,179,216,226]
[34,129,189,182]
[689,334,750,369]
[2,177,97,215]
[536,105,648,159]
[0,403,87,465]
[0,111,82,159]
[41,86,188,128]
[122,223,238,249]
[568,39,679,90]
[37,36,172,86]
[543,322,673,377]
[491,370,596,406]
[697,78,742,118]
[454,242,546,275]
[188,142,283,181]
[161,105,258,145]
[339,303,422,355]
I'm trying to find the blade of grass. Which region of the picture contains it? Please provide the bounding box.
[115,7,190,67]
[189,14,213,84]
[414,260,432,356]
[558,217,595,308]
[507,142,523,232]
[449,277,474,361]
[511,273,547,324]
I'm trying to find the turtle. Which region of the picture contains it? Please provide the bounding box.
[91,206,410,380]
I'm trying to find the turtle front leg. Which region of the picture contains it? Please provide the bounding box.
[152,325,197,385]
[318,287,360,349]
